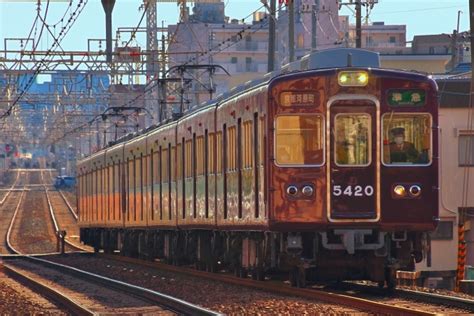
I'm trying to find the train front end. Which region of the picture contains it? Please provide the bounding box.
[268,66,438,286]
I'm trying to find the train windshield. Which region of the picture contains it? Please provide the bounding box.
[334,114,371,166]
[382,113,432,166]
[275,115,323,166]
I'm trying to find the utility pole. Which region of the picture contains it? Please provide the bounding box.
[355,0,362,48]
[101,0,116,63]
[451,29,458,70]
[456,0,474,292]
[288,0,295,62]
[267,0,276,72]
[311,0,319,51]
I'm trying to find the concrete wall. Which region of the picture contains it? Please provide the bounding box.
[417,107,474,274]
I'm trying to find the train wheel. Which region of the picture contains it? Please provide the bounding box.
[289,267,306,287]
[289,269,297,287]
[252,267,265,281]
[206,261,217,273]
[385,268,396,291]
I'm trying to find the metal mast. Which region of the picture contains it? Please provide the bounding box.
[146,0,158,81]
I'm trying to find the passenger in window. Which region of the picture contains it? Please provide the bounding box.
[389,127,419,163]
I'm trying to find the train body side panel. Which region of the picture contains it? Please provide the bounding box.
[216,87,269,229]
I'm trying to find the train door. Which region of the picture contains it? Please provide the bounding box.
[327,95,380,221]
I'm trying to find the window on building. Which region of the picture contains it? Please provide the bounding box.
[231,56,237,64]
[366,36,373,46]
[459,134,474,166]
[430,221,454,240]
[245,57,252,71]
[389,36,396,43]
[429,47,435,54]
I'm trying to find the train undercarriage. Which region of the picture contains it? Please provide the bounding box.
[81,227,428,288]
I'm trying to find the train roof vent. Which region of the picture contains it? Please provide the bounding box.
[302,48,380,69]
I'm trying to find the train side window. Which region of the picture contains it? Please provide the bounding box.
[227,126,236,171]
[216,132,222,174]
[335,114,371,166]
[153,148,160,184]
[275,115,323,166]
[185,140,192,179]
[197,135,205,176]
[162,147,169,183]
[242,121,253,169]
[382,113,432,166]
[208,132,215,175]
[177,143,182,180]
[128,158,133,221]
[171,145,176,182]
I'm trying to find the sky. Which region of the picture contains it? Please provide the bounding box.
[0,0,469,53]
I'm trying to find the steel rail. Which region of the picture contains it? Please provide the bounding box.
[5,188,26,255]
[3,255,221,316]
[58,190,78,220]
[1,263,95,316]
[41,170,85,252]
[0,170,20,206]
[339,281,474,313]
[49,168,77,220]
[396,287,474,313]
[100,254,437,316]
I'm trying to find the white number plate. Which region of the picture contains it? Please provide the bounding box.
[333,185,374,197]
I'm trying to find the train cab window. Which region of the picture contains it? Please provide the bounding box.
[382,113,431,166]
[335,114,371,166]
[275,115,323,166]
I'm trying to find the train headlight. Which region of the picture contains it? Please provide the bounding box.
[301,185,314,197]
[393,185,406,197]
[409,185,422,197]
[357,72,368,85]
[338,71,369,87]
[287,185,298,196]
[339,74,349,84]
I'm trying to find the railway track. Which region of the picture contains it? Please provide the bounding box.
[2,256,218,315]
[40,170,86,252]
[1,169,220,315]
[337,281,474,314]
[95,253,473,316]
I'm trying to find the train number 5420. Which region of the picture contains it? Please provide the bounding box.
[333,185,374,197]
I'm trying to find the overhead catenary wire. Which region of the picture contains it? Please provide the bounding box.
[0,0,89,121]
[53,4,279,144]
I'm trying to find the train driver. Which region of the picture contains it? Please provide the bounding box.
[389,127,419,163]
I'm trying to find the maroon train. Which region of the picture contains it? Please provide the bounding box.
[77,49,438,287]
